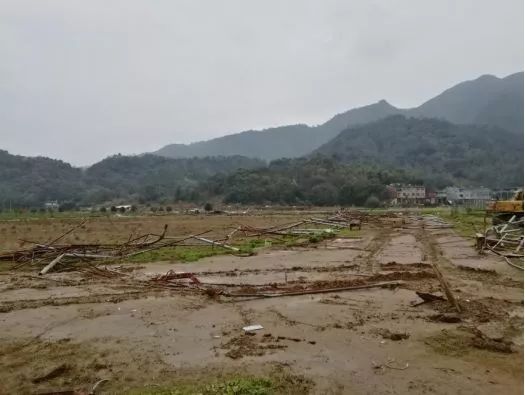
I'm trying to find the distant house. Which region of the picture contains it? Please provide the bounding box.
[115,205,132,212]
[389,184,426,205]
[44,201,59,210]
[425,189,437,205]
[442,187,492,208]
[436,190,448,204]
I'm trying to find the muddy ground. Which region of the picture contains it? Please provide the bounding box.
[0,213,523,394]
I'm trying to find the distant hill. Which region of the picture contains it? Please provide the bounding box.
[410,72,524,134]
[0,151,264,207]
[154,72,523,160]
[0,149,83,207]
[313,115,523,188]
[155,124,313,160]
[154,100,403,161]
[84,154,264,203]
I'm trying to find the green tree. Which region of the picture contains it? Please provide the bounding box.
[364,195,380,208]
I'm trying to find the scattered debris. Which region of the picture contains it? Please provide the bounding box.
[89,378,109,395]
[243,324,264,332]
[2,213,364,274]
[429,313,462,323]
[222,333,287,359]
[151,270,201,284]
[478,213,524,270]
[373,328,410,341]
[456,265,496,275]
[221,281,403,299]
[414,291,446,305]
[372,358,409,371]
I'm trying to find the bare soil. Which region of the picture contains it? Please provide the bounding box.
[0,213,522,394]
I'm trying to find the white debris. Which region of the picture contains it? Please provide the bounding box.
[242,324,264,332]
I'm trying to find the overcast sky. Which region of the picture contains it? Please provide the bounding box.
[1,0,523,166]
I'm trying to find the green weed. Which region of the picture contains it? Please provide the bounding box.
[126,377,273,395]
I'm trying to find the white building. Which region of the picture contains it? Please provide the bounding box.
[387,184,427,205]
[443,187,492,201]
[442,187,492,208]
[44,201,59,210]
[396,185,426,200]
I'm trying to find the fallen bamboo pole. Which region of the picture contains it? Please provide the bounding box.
[39,253,65,275]
[430,262,461,313]
[222,280,402,298]
[504,256,524,270]
[192,236,239,252]
[307,218,347,228]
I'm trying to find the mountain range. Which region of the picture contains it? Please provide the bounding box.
[154,72,523,161]
[1,71,523,208]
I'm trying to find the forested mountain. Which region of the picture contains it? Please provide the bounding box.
[154,72,523,160]
[83,154,264,204]
[0,151,264,208]
[0,150,84,208]
[205,157,420,206]
[313,116,523,188]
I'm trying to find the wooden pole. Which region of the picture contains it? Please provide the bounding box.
[39,254,65,275]
[430,262,461,313]
[192,236,239,252]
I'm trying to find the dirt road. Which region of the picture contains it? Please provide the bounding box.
[0,214,522,394]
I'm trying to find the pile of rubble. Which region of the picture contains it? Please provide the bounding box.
[479,215,524,270]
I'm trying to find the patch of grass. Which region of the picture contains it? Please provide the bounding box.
[126,225,350,264]
[126,372,312,395]
[237,238,267,254]
[431,207,487,237]
[308,231,336,244]
[204,377,272,395]
[337,228,361,238]
[128,238,272,263]
[127,377,273,395]
[0,211,99,221]
[128,246,231,263]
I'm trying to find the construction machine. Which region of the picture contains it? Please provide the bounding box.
[479,189,524,267]
[486,189,523,225]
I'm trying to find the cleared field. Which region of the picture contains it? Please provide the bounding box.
[0,211,522,394]
[0,212,314,252]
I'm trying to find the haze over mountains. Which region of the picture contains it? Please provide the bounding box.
[154,72,524,161]
[1,71,523,208]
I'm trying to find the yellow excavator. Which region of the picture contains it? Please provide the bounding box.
[486,189,523,225]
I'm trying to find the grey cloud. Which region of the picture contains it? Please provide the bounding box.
[0,0,522,165]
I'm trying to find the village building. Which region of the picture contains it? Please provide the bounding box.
[388,184,427,205]
[115,205,133,212]
[44,201,59,211]
[442,187,492,208]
